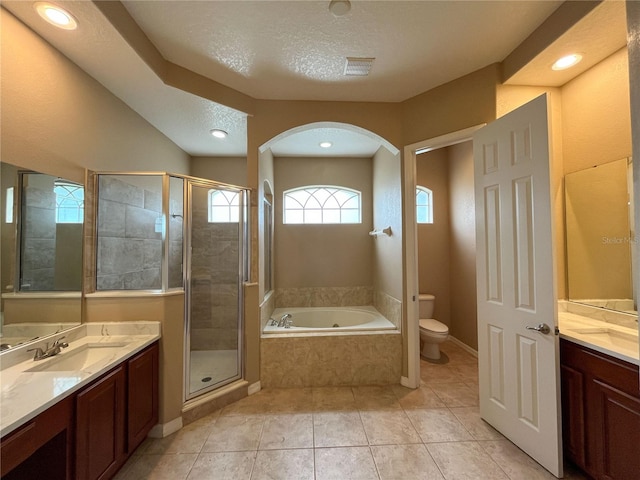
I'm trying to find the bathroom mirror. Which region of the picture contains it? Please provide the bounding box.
[564,157,637,315]
[1,161,83,352]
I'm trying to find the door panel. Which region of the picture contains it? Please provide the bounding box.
[474,94,562,477]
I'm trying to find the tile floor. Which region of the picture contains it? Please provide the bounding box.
[115,340,589,479]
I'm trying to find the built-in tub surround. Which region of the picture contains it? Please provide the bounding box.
[0,321,160,437]
[265,306,395,333]
[275,286,373,309]
[272,286,402,328]
[261,306,401,387]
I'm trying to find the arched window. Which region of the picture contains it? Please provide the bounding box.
[54,181,84,224]
[416,186,433,224]
[283,186,361,224]
[208,189,240,223]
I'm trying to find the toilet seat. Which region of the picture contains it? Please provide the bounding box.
[419,318,448,334]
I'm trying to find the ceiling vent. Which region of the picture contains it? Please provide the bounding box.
[344,57,375,76]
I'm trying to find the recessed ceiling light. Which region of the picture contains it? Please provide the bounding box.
[34,2,78,30]
[552,53,583,71]
[319,141,332,148]
[210,129,228,139]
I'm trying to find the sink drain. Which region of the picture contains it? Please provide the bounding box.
[201,376,212,383]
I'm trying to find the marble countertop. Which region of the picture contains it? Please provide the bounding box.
[558,311,639,366]
[0,322,160,438]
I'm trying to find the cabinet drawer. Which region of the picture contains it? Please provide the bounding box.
[0,394,73,478]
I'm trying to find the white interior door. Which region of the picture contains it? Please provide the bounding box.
[474,94,563,477]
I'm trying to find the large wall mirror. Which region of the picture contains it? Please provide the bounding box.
[565,157,637,315]
[1,161,84,351]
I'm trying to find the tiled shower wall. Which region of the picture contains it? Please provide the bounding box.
[97,176,166,290]
[190,202,239,351]
[21,184,56,290]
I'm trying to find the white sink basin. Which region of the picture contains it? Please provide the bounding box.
[26,343,129,372]
[568,328,639,352]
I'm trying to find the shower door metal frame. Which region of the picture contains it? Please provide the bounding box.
[183,177,249,402]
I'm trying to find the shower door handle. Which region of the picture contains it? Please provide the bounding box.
[525,323,551,335]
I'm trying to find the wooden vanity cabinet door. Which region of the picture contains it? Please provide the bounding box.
[76,365,126,480]
[127,342,159,453]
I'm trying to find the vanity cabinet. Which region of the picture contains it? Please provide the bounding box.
[1,341,159,480]
[560,339,640,480]
[76,366,126,480]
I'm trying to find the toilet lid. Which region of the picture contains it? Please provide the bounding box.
[419,319,449,333]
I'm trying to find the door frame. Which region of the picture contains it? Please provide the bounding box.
[402,124,485,388]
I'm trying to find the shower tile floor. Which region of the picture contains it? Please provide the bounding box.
[116,340,589,480]
[189,349,239,394]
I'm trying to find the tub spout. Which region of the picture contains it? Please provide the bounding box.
[278,313,292,328]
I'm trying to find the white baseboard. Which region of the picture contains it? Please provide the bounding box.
[248,381,261,395]
[148,416,183,438]
[448,336,478,357]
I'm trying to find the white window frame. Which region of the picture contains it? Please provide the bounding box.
[283,185,361,224]
[416,185,433,224]
[208,189,240,223]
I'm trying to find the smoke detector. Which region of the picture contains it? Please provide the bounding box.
[344,57,375,76]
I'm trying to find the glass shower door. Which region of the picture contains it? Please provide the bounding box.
[185,180,245,399]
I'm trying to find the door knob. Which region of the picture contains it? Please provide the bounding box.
[526,323,551,335]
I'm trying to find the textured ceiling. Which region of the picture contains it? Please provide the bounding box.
[1,1,627,158]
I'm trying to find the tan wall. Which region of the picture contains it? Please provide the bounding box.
[372,148,403,302]
[416,149,451,327]
[562,48,632,175]
[1,9,190,178]
[190,157,248,187]
[447,142,478,350]
[273,156,373,289]
[402,64,499,145]
[84,294,184,425]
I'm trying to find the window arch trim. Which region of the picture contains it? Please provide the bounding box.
[416,185,433,224]
[283,185,362,224]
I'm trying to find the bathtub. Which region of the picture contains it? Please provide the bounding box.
[264,306,396,334]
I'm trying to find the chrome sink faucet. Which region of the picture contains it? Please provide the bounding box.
[27,336,69,361]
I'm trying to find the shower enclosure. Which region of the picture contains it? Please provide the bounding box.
[94,172,249,401]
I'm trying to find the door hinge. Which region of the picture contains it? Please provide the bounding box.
[555,326,560,336]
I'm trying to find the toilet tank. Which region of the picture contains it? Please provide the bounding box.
[418,294,435,318]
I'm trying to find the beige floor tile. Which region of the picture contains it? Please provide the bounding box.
[142,419,213,454]
[439,341,478,360]
[251,449,315,480]
[315,446,380,480]
[352,385,401,410]
[258,413,314,450]
[406,408,474,443]
[450,406,504,440]
[360,410,422,445]
[450,362,479,382]
[220,393,269,416]
[313,411,368,447]
[115,453,198,480]
[371,444,444,480]
[427,441,509,479]
[202,415,266,452]
[262,387,314,413]
[480,440,558,480]
[430,382,479,407]
[392,384,445,409]
[187,451,256,480]
[312,386,357,411]
[420,364,467,384]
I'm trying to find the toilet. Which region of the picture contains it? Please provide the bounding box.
[418,294,449,360]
